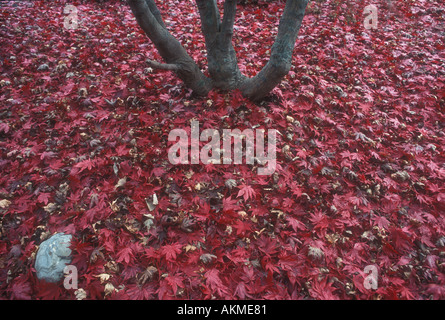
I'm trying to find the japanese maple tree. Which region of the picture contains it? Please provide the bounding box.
[127,0,309,100]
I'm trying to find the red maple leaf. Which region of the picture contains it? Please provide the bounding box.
[0,122,10,133]
[222,196,241,212]
[166,274,185,295]
[126,284,155,300]
[116,247,133,264]
[160,244,182,262]
[10,279,32,300]
[426,284,445,299]
[74,158,95,173]
[286,216,307,232]
[309,277,339,300]
[372,214,391,229]
[234,281,249,299]
[37,192,51,205]
[233,219,251,236]
[204,269,228,297]
[237,184,256,201]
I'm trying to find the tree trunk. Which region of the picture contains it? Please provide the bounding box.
[127,0,309,101]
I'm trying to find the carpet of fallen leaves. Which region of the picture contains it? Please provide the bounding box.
[0,0,444,300]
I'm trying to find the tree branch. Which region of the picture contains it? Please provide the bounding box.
[195,0,221,42]
[128,0,212,95]
[128,0,166,46]
[145,59,179,71]
[221,0,237,47]
[240,0,309,100]
[144,0,166,29]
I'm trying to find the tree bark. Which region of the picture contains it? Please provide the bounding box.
[128,0,309,101]
[196,0,245,91]
[128,0,212,95]
[240,0,309,100]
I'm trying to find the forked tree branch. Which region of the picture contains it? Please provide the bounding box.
[128,0,309,100]
[128,0,211,95]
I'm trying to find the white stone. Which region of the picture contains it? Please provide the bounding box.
[35,233,72,283]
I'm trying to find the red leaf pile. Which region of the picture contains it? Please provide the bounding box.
[0,0,444,299]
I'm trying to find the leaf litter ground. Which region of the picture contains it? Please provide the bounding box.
[0,0,444,299]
